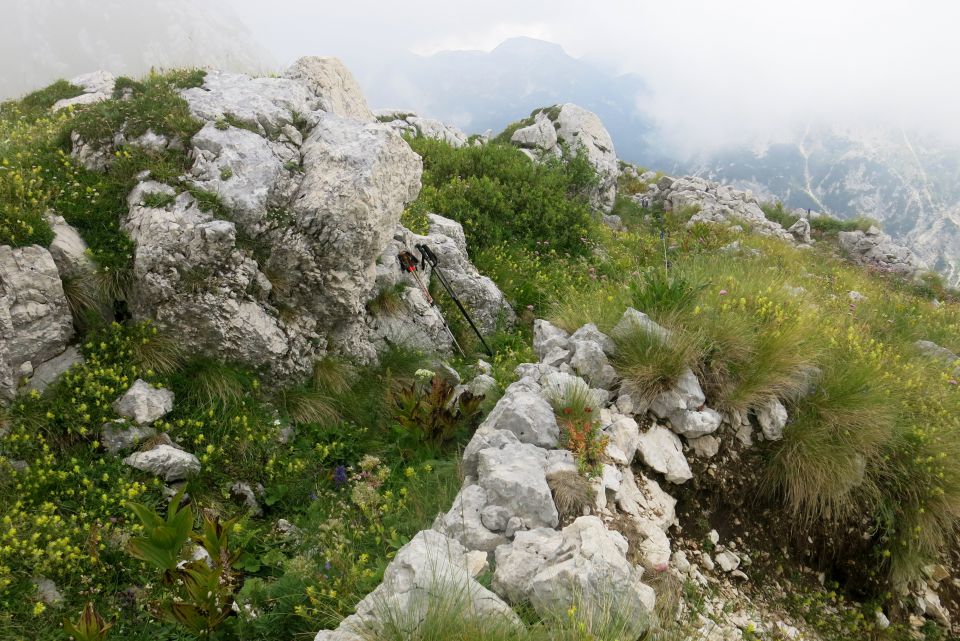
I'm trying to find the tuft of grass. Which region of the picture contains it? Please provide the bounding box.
[141,191,176,208]
[763,353,896,523]
[367,283,407,317]
[173,357,255,411]
[760,201,799,228]
[691,308,818,414]
[547,471,594,521]
[611,314,699,401]
[127,324,185,376]
[629,270,708,316]
[60,272,107,328]
[548,286,629,334]
[273,386,339,425]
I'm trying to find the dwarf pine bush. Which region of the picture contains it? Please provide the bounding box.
[407,136,598,255]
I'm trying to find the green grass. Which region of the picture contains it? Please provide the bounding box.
[611,313,699,401]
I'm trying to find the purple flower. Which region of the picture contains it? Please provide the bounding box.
[333,465,348,488]
[325,561,332,571]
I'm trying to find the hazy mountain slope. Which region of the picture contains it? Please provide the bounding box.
[1,0,274,100]
[355,37,656,162]
[692,126,960,283]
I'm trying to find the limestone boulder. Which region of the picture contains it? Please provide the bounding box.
[480,379,559,448]
[636,425,693,484]
[477,444,559,530]
[113,379,174,425]
[123,444,200,481]
[0,245,74,400]
[318,530,519,640]
[285,56,375,122]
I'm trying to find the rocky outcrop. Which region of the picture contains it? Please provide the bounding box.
[0,245,74,400]
[508,104,619,211]
[838,225,927,276]
[53,71,116,111]
[315,530,519,641]
[376,110,469,147]
[118,61,427,377]
[653,175,793,241]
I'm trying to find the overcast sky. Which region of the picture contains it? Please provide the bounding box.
[230,0,960,150]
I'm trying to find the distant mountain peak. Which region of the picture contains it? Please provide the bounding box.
[490,37,570,59]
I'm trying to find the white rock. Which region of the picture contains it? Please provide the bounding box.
[434,484,508,552]
[27,346,84,393]
[325,530,519,640]
[569,339,618,389]
[755,397,788,441]
[480,380,559,448]
[0,245,74,400]
[477,444,559,529]
[715,551,741,573]
[527,517,653,635]
[636,425,693,484]
[113,379,174,425]
[123,444,200,481]
[688,434,720,458]
[611,307,672,343]
[533,320,570,358]
[603,414,640,464]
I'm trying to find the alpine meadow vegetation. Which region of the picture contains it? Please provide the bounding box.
[1,69,959,641]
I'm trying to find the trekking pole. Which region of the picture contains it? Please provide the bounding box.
[397,250,465,356]
[415,243,494,357]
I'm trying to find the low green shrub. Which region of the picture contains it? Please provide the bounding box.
[407,136,598,256]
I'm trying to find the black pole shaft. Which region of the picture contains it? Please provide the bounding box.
[431,264,493,357]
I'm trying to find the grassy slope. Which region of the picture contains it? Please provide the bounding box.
[0,76,958,641]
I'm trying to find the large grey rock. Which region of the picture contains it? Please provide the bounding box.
[112,379,174,425]
[286,56,375,122]
[492,528,565,603]
[603,414,640,464]
[615,468,677,532]
[187,122,298,225]
[424,214,514,334]
[569,339,618,389]
[837,226,927,276]
[569,324,615,355]
[477,444,559,530]
[434,484,508,552]
[507,104,619,211]
[527,516,654,635]
[0,245,74,400]
[46,214,96,278]
[653,175,793,241]
[461,425,521,478]
[182,70,316,136]
[123,444,200,481]
[270,113,422,361]
[129,78,423,376]
[27,346,84,393]
[481,380,559,448]
[667,407,723,438]
[101,420,157,454]
[916,340,959,364]
[533,319,570,359]
[636,425,693,484]
[787,218,812,244]
[316,530,519,640]
[611,307,672,343]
